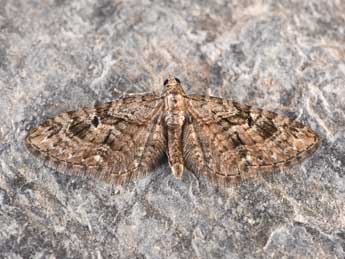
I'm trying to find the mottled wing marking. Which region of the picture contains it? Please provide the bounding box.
[184,95,320,185]
[26,94,166,185]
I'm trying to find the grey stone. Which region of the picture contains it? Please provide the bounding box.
[0,0,344,258]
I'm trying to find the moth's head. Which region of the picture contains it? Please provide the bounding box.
[162,76,186,95]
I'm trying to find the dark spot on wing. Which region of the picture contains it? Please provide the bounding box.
[247,116,254,127]
[92,116,100,128]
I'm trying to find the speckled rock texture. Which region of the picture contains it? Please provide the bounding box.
[0,0,344,258]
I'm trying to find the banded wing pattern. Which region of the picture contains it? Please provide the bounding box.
[26,94,166,185]
[183,95,320,185]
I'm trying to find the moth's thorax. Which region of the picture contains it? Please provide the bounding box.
[164,91,186,128]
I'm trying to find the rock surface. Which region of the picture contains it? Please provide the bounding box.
[0,0,344,258]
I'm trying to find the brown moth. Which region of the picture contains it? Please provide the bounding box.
[26,76,320,185]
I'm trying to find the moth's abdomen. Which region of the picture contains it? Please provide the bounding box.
[167,126,184,179]
[163,92,186,179]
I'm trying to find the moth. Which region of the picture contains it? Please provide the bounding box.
[26,76,320,185]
